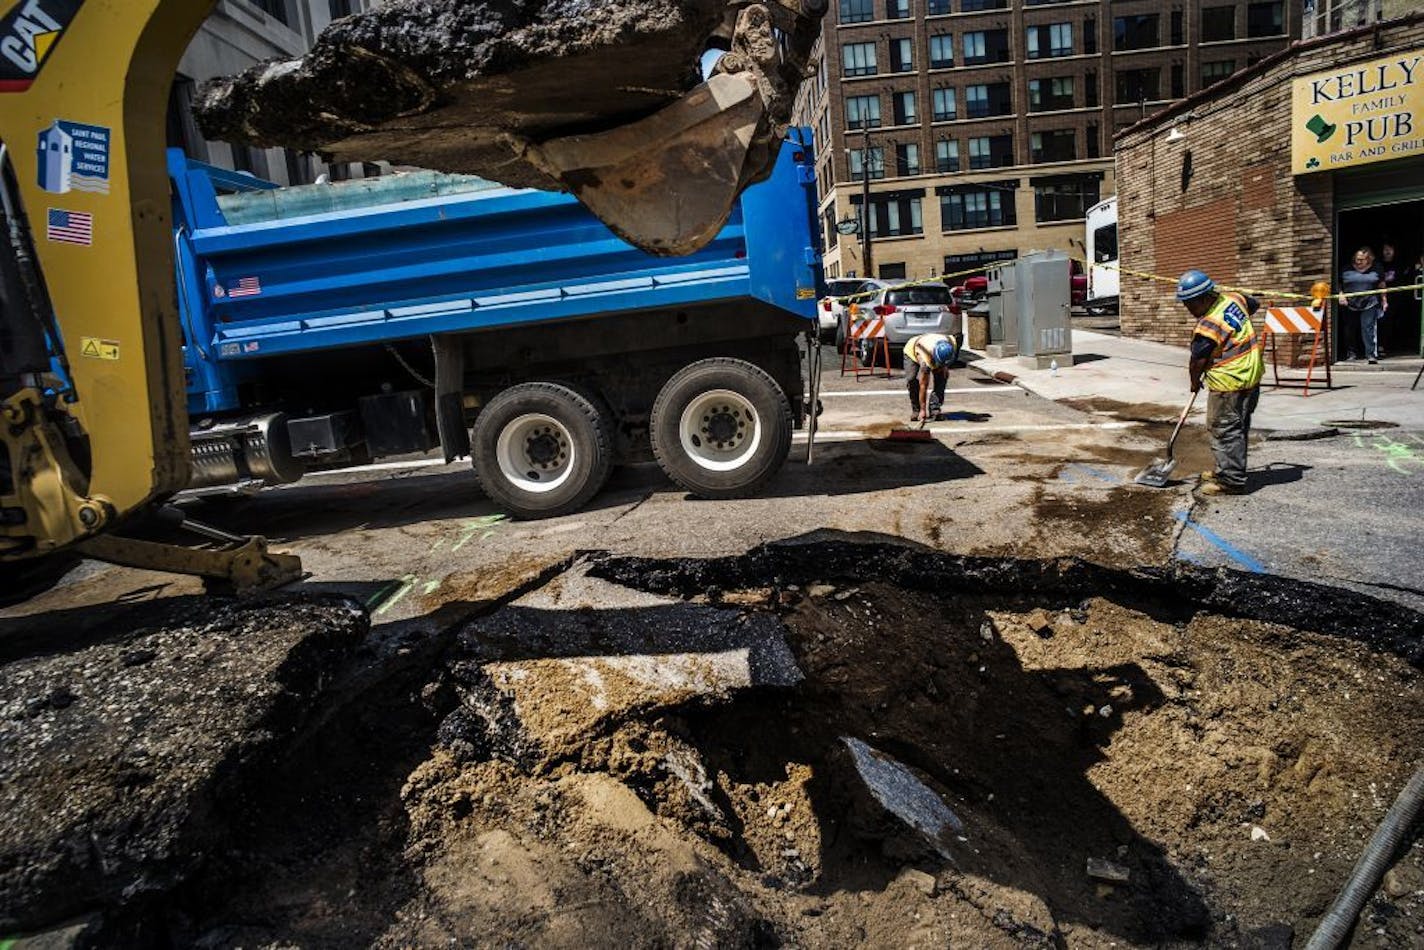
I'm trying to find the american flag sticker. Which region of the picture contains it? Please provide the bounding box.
[227,276,263,298]
[47,208,92,246]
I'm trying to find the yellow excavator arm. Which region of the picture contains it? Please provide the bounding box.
[0,0,824,584]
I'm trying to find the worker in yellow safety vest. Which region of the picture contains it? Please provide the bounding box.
[904,333,958,422]
[1175,270,1265,496]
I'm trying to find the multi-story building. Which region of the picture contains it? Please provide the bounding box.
[793,0,1300,283]
[167,1,379,186]
[1302,0,1415,39]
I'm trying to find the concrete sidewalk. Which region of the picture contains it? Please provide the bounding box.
[968,330,1424,433]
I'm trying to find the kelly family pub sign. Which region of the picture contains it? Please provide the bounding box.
[1291,49,1424,175]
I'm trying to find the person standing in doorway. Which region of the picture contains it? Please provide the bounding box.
[1176,270,1264,496]
[1339,247,1385,364]
[1379,241,1400,358]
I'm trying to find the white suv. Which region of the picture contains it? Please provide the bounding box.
[816,277,870,344]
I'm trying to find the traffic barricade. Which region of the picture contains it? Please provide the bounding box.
[1262,304,1332,396]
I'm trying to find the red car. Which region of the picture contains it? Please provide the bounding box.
[947,262,1087,312]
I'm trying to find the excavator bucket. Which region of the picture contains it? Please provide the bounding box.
[194,0,826,256]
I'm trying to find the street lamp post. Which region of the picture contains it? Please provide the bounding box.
[860,124,873,279]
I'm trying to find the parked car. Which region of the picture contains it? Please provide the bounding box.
[851,281,960,366]
[817,277,871,344]
[1070,257,1088,308]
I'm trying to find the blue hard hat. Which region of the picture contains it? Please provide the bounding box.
[933,339,956,366]
[1176,269,1215,301]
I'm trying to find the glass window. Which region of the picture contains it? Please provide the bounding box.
[1171,10,1184,45]
[866,196,923,237]
[927,0,951,14]
[890,37,914,72]
[846,94,882,129]
[1247,1,1283,37]
[935,138,960,172]
[1171,63,1184,99]
[1034,175,1100,222]
[968,134,1013,169]
[1029,129,1075,163]
[887,285,953,306]
[929,34,954,69]
[840,0,875,24]
[1084,70,1098,107]
[1028,76,1074,112]
[940,186,1015,230]
[896,142,921,176]
[843,42,878,77]
[893,90,917,125]
[848,146,886,180]
[960,0,1006,10]
[1084,16,1097,54]
[965,82,1011,118]
[932,86,956,121]
[1086,123,1100,158]
[888,0,911,19]
[1093,222,1118,262]
[1114,14,1160,51]
[249,0,289,24]
[1116,67,1161,103]
[1202,60,1235,85]
[1026,22,1073,59]
[962,30,1009,66]
[1201,5,1235,41]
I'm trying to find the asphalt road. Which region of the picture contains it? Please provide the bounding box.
[7,344,1421,626]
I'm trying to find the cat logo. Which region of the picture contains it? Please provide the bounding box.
[0,0,85,92]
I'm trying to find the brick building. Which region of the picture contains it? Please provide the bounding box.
[1114,12,1424,359]
[791,0,1299,284]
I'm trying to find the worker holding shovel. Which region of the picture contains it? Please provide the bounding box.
[904,333,958,424]
[1176,270,1265,496]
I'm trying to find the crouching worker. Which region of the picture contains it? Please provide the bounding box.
[904,333,958,422]
[1175,270,1265,496]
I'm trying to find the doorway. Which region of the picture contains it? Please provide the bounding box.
[1335,199,1424,359]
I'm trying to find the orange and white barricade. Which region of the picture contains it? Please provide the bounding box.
[840,306,894,378]
[1262,304,1331,395]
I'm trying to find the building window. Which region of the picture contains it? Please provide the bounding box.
[1028,76,1074,112]
[1026,22,1073,59]
[1202,60,1235,85]
[1085,123,1100,158]
[1113,14,1160,51]
[1033,175,1100,222]
[1084,70,1098,107]
[935,138,960,172]
[248,0,289,24]
[932,86,956,121]
[847,94,882,129]
[1201,5,1235,42]
[893,90,917,125]
[1171,63,1184,99]
[849,146,886,180]
[861,195,924,237]
[888,0,911,19]
[927,0,951,15]
[896,142,921,176]
[329,0,355,18]
[968,134,1013,169]
[1030,129,1075,164]
[1084,16,1097,54]
[929,34,954,69]
[890,37,914,72]
[1171,9,1185,44]
[962,30,1009,66]
[843,42,878,77]
[1246,1,1283,37]
[824,208,838,249]
[940,184,1016,230]
[960,0,1007,10]
[965,82,1012,118]
[1116,67,1161,103]
[840,0,875,24]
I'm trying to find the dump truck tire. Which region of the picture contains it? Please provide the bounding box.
[472,382,613,519]
[650,358,792,499]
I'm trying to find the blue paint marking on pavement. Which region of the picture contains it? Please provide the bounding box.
[1067,463,1119,484]
[1173,511,1266,573]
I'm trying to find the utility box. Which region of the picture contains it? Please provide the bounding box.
[1015,249,1073,369]
[984,261,1019,359]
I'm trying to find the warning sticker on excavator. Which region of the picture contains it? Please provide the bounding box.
[796,288,815,299]
[79,336,118,360]
[0,0,86,92]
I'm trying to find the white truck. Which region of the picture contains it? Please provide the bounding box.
[1085,196,1119,315]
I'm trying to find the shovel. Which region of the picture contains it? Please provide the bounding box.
[1134,390,1199,488]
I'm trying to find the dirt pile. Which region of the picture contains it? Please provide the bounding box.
[7,542,1422,947]
[0,594,367,934]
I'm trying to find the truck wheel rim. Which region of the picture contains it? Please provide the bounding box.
[678,389,762,473]
[495,413,575,493]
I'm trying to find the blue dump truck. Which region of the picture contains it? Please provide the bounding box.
[169,136,821,518]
